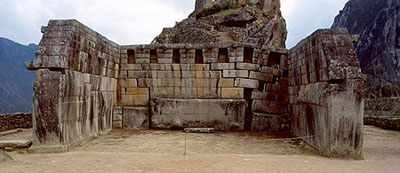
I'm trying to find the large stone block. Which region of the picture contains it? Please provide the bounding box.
[223,70,249,78]
[236,63,260,71]
[123,107,149,129]
[234,78,259,88]
[150,99,246,130]
[218,78,234,88]
[249,72,273,82]
[211,63,235,70]
[221,88,244,99]
[251,113,287,132]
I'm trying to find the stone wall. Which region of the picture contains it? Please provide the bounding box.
[0,113,32,132]
[116,43,289,131]
[365,98,400,117]
[26,19,365,158]
[364,117,400,131]
[288,29,365,158]
[26,20,119,152]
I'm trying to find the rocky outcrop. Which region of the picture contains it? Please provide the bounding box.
[153,0,287,48]
[332,0,400,87]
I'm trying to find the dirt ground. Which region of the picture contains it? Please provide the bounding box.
[0,125,399,173]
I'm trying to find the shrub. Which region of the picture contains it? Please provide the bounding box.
[196,1,240,19]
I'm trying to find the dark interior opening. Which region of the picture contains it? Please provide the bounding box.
[218,48,229,63]
[150,49,158,63]
[173,49,180,63]
[267,52,282,67]
[328,79,345,84]
[96,58,101,75]
[195,49,203,64]
[244,88,254,131]
[127,49,136,64]
[244,48,254,63]
[258,81,266,92]
[272,76,279,84]
[283,70,289,77]
[87,54,92,73]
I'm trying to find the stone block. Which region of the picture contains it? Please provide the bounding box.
[251,113,284,132]
[236,63,260,71]
[218,78,234,88]
[150,99,246,130]
[119,79,137,88]
[113,121,122,129]
[131,95,149,106]
[234,78,259,89]
[126,88,149,95]
[197,87,220,98]
[249,72,273,82]
[223,70,249,78]
[221,88,244,99]
[123,107,149,129]
[211,63,235,70]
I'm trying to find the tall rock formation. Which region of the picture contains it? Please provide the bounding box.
[332,0,400,87]
[153,0,287,48]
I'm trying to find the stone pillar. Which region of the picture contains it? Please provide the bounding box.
[289,28,365,158]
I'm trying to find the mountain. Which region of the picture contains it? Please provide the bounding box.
[332,0,400,87]
[0,37,37,114]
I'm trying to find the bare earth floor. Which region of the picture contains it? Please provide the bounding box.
[0,125,399,173]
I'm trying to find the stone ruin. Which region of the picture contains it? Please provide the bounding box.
[25,0,365,158]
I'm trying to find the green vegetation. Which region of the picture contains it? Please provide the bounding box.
[215,8,241,17]
[392,116,400,119]
[196,2,240,19]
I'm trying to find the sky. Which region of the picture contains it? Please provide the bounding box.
[0,0,349,48]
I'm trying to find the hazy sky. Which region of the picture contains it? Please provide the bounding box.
[0,0,349,48]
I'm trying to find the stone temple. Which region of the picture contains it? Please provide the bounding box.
[25,0,365,158]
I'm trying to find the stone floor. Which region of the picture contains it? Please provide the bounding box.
[0,126,399,172]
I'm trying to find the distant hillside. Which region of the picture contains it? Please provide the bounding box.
[0,37,37,114]
[332,0,400,87]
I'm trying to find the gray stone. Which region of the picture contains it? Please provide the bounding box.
[0,140,32,149]
[150,99,246,130]
[123,107,149,129]
[184,128,215,133]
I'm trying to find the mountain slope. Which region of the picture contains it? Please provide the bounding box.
[332,0,400,87]
[0,37,37,114]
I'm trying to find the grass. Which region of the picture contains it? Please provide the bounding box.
[392,116,400,119]
[215,8,241,17]
[196,2,240,19]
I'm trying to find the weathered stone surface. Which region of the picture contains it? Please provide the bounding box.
[289,29,364,159]
[221,88,244,99]
[234,78,259,88]
[223,70,249,78]
[0,139,32,149]
[249,72,273,82]
[123,107,149,129]
[236,63,260,71]
[0,129,23,137]
[150,99,246,130]
[211,63,235,70]
[251,113,289,132]
[184,128,215,133]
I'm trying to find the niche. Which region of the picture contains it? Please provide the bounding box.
[258,81,266,92]
[150,49,158,63]
[244,48,254,63]
[195,49,203,64]
[218,48,229,63]
[87,54,92,73]
[267,52,282,67]
[127,49,136,64]
[173,49,180,63]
